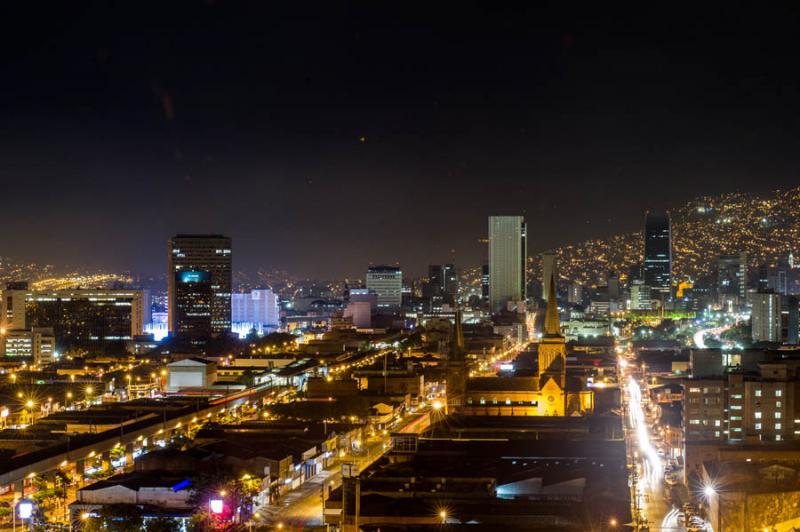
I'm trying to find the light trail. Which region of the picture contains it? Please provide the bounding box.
[626,376,663,488]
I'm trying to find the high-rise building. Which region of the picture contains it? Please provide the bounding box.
[424,264,458,310]
[718,252,748,305]
[231,288,280,337]
[1,289,149,350]
[168,234,232,337]
[541,252,557,302]
[643,212,672,297]
[568,283,583,304]
[172,271,213,340]
[630,280,651,310]
[3,327,56,365]
[481,264,489,302]
[488,216,527,312]
[751,292,781,343]
[365,266,402,309]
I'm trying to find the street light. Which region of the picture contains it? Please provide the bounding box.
[703,484,716,498]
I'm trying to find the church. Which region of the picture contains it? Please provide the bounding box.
[454,277,594,416]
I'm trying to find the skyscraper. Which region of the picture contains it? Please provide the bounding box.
[643,212,672,298]
[751,292,781,343]
[168,234,232,337]
[424,264,458,310]
[718,252,748,305]
[488,216,527,312]
[365,266,402,308]
[541,252,557,302]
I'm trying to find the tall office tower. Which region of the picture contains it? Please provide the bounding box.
[168,234,232,337]
[481,264,489,302]
[718,252,748,303]
[788,296,799,345]
[488,216,527,312]
[568,283,583,304]
[751,292,781,343]
[643,212,672,298]
[630,280,651,310]
[173,271,213,340]
[365,266,402,308]
[541,252,557,302]
[425,264,458,310]
[607,271,620,300]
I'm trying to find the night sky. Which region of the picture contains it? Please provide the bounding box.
[1,2,800,279]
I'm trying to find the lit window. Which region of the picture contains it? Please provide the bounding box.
[776,423,782,430]
[689,419,700,425]
[777,401,782,408]
[776,434,782,441]
[776,412,782,419]
[755,390,762,397]
[755,423,762,430]
[714,420,721,427]
[479,398,485,405]
[755,412,762,419]
[776,390,783,397]
[689,387,701,393]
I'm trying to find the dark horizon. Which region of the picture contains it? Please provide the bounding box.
[1,2,800,278]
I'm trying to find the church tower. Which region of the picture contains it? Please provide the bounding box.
[446,307,467,413]
[538,275,566,389]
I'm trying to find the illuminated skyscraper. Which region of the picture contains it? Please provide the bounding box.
[168,234,232,337]
[751,292,781,343]
[488,216,527,312]
[643,212,672,297]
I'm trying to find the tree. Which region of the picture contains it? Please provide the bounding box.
[145,516,181,532]
[86,504,144,532]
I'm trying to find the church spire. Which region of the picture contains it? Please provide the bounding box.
[450,307,465,360]
[543,274,561,336]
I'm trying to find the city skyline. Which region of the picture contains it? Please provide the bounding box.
[1,3,800,278]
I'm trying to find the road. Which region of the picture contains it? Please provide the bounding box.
[257,409,425,528]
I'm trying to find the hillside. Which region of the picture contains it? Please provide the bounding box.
[535,186,800,288]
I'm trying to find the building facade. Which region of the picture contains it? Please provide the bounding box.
[751,292,781,342]
[488,216,527,313]
[643,212,672,298]
[167,234,232,337]
[231,288,280,336]
[365,266,402,309]
[1,289,149,350]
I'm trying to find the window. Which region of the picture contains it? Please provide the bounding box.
[492,398,498,405]
[755,411,762,419]
[714,420,721,427]
[755,423,762,430]
[730,416,742,421]
[689,419,701,425]
[775,423,782,430]
[730,405,742,410]
[467,398,473,404]
[755,389,762,397]
[776,412,782,419]
[777,401,782,408]
[505,399,511,405]
[479,398,486,405]
[776,390,783,397]
[689,387,701,393]
[776,434,782,441]
[714,431,720,437]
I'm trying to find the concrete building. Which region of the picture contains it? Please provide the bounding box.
[0,289,149,349]
[2,327,56,365]
[630,280,651,310]
[718,252,748,307]
[231,288,280,336]
[488,216,527,312]
[752,292,781,342]
[168,234,232,336]
[365,266,402,309]
[166,358,218,391]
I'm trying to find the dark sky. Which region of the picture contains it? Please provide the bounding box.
[1,2,800,279]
